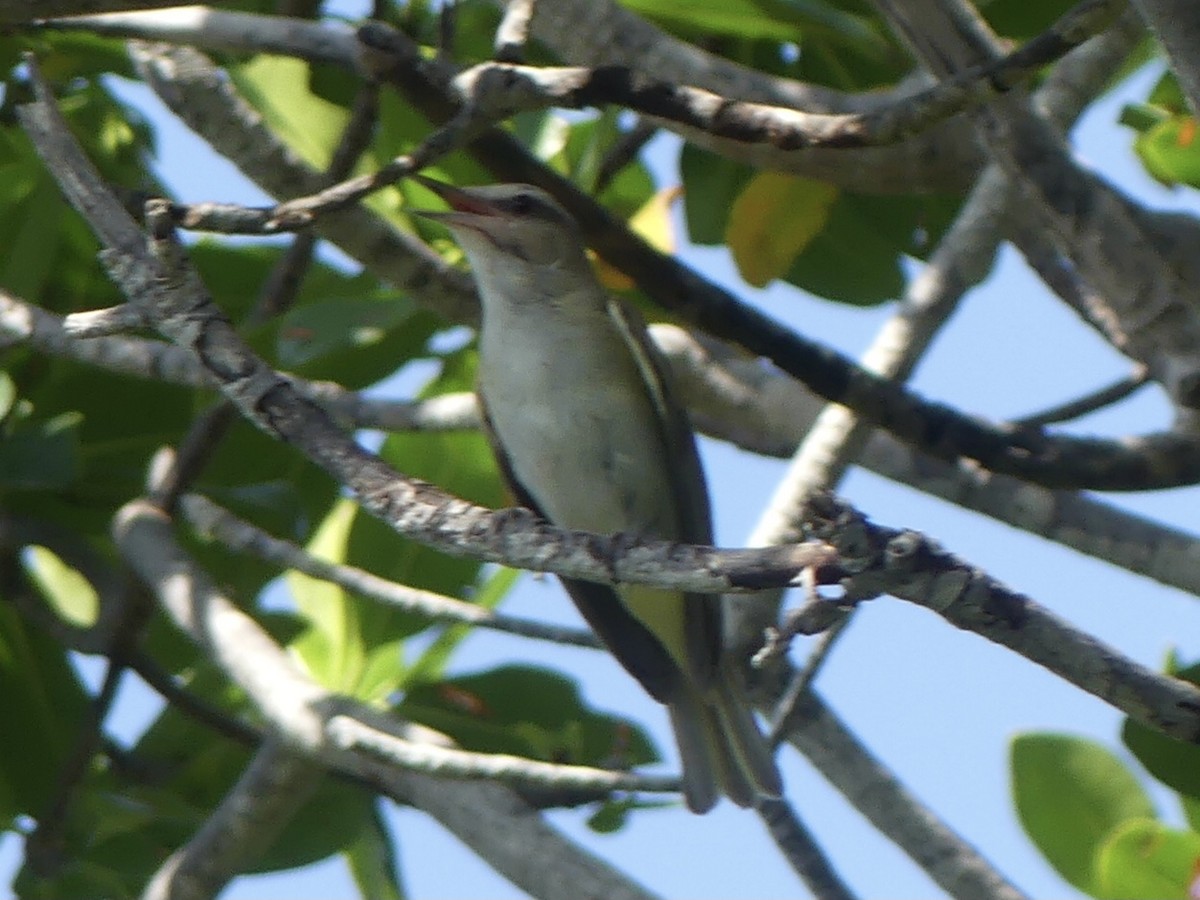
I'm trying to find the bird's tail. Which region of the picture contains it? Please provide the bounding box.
[668,667,783,814]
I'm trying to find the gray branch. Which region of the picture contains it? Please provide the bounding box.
[114,499,661,900]
[768,683,1028,900]
[141,741,322,900]
[180,493,601,649]
[804,493,1200,742]
[1132,0,1200,114]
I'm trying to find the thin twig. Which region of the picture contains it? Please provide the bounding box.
[1015,367,1151,426]
[180,493,603,649]
[594,118,658,194]
[767,617,853,747]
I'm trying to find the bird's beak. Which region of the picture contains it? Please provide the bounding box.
[410,175,502,223]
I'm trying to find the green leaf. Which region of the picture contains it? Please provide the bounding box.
[23,544,99,629]
[407,566,521,684]
[288,499,370,693]
[685,141,960,305]
[1094,819,1200,900]
[0,411,82,491]
[0,172,64,302]
[587,796,635,833]
[680,144,753,245]
[0,604,89,823]
[344,803,407,900]
[1121,102,1170,133]
[31,30,139,82]
[784,191,960,304]
[1133,116,1200,187]
[1123,713,1200,800]
[1182,794,1200,833]
[727,172,839,287]
[1011,732,1155,893]
[1148,71,1191,115]
[0,370,15,420]
[981,0,1082,40]
[398,665,659,771]
[191,243,440,389]
[252,777,377,874]
[1123,661,1200,799]
[274,295,436,386]
[229,56,349,171]
[1119,71,1200,187]
[619,0,804,42]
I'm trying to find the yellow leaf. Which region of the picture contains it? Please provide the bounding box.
[595,185,684,291]
[727,173,839,287]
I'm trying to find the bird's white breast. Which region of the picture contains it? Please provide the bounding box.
[478,297,678,539]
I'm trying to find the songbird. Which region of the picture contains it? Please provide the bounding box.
[412,176,781,812]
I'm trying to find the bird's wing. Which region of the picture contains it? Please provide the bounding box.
[605,298,714,545]
[605,298,722,688]
[478,393,684,704]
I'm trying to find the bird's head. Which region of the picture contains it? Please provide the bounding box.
[411,177,589,274]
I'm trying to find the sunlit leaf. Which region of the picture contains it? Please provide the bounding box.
[1094,819,1200,900]
[288,499,369,693]
[1011,732,1156,893]
[595,186,683,291]
[1123,661,1200,799]
[1134,116,1200,187]
[344,803,406,900]
[24,544,99,628]
[727,172,838,287]
[229,56,349,171]
[398,665,658,772]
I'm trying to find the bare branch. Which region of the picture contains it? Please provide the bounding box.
[39,6,363,67]
[327,715,677,794]
[18,67,835,594]
[655,325,1200,598]
[450,0,1122,151]
[127,42,480,324]
[113,500,661,900]
[356,21,1200,490]
[180,493,601,649]
[728,5,1143,649]
[493,0,536,63]
[12,0,193,22]
[501,0,981,192]
[767,684,1028,900]
[142,741,323,900]
[44,4,972,192]
[1013,368,1151,426]
[1132,0,1200,115]
[804,493,1200,742]
[0,290,479,433]
[756,798,858,900]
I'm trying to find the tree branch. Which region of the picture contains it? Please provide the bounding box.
[114,497,664,900]
[142,740,323,900]
[767,683,1028,900]
[803,492,1200,742]
[447,0,1121,150]
[180,493,601,648]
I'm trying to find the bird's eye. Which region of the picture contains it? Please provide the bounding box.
[508,192,535,215]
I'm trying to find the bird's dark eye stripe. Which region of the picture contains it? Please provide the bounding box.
[503,192,549,217]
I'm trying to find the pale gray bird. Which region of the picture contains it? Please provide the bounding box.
[412,176,782,813]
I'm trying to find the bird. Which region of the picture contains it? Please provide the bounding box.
[411,175,782,813]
